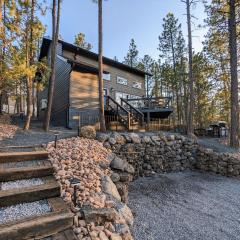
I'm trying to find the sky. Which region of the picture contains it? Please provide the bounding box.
[40,0,208,62]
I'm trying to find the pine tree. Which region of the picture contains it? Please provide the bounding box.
[138,55,154,98]
[74,32,92,50]
[158,13,187,126]
[44,0,61,131]
[123,38,139,68]
[92,0,106,132]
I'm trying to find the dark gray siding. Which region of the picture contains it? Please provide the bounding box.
[38,55,71,127]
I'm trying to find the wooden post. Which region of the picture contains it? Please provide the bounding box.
[147,112,150,131]
[78,113,81,136]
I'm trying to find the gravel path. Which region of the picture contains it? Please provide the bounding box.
[0,126,77,148]
[197,137,239,154]
[0,200,51,224]
[129,171,240,240]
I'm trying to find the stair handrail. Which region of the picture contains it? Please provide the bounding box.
[121,98,144,126]
[106,96,130,129]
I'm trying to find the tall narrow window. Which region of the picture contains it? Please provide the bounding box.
[103,72,111,81]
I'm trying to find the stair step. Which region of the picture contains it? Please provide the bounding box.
[0,180,60,207]
[42,229,78,240]
[0,198,74,240]
[0,165,54,182]
[0,151,48,163]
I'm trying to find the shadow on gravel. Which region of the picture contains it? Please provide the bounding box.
[129,171,240,240]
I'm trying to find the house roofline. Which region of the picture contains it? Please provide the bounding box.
[39,37,153,77]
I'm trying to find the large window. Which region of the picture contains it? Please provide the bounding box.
[117,76,128,85]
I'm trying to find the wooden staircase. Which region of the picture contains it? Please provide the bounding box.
[105,96,145,130]
[0,151,76,240]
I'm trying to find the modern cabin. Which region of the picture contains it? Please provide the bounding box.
[37,37,173,130]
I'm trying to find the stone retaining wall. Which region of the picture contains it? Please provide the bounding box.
[96,131,240,180]
[97,132,198,178]
[196,147,240,177]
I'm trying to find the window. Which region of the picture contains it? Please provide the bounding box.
[133,82,142,89]
[117,76,128,85]
[40,99,47,110]
[103,72,111,81]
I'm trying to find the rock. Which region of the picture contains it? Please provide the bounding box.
[112,132,126,145]
[110,157,127,171]
[124,164,135,174]
[73,227,81,234]
[109,137,117,145]
[115,183,129,203]
[97,133,110,142]
[122,233,134,240]
[102,175,121,201]
[167,134,175,141]
[118,172,133,183]
[74,215,79,227]
[111,172,121,182]
[82,206,120,224]
[118,204,134,225]
[129,133,141,144]
[80,126,96,139]
[99,231,109,240]
[115,223,130,235]
[142,136,151,144]
[110,233,122,240]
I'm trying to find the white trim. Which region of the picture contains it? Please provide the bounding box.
[117,76,128,85]
[133,82,142,89]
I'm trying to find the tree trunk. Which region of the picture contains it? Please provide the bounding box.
[24,0,36,129]
[228,0,239,148]
[24,77,33,129]
[186,0,194,137]
[98,0,106,132]
[43,0,60,131]
[0,93,3,115]
[0,0,4,115]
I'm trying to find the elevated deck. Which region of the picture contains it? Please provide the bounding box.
[105,96,173,130]
[124,96,173,120]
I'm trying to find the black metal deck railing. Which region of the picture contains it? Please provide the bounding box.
[124,97,172,110]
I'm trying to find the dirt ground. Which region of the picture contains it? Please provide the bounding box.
[129,171,240,240]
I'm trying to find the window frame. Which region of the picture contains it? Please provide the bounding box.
[116,76,128,86]
[132,81,142,89]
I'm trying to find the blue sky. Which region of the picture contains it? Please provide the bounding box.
[41,0,208,61]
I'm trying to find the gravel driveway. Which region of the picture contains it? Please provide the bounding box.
[129,171,240,240]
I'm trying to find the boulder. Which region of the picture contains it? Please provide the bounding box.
[97,133,110,142]
[124,164,135,174]
[112,132,126,144]
[110,233,123,240]
[110,157,127,171]
[111,172,121,183]
[82,205,120,224]
[80,126,96,139]
[129,133,141,144]
[102,175,121,201]
[109,137,117,145]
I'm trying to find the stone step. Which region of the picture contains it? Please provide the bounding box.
[0,179,60,207]
[0,151,48,163]
[0,198,74,240]
[0,165,54,182]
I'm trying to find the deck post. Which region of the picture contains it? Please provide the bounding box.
[147,112,150,130]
